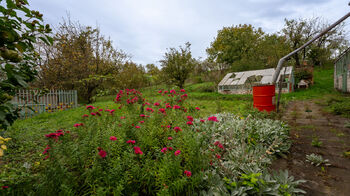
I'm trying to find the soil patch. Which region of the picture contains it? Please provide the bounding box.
[270,100,350,196]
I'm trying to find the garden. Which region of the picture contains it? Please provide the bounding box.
[0,88,306,195]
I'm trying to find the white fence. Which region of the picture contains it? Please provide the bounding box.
[11,90,78,118]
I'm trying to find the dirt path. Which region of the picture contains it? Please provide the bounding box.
[271,100,350,196]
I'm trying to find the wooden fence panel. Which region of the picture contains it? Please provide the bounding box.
[11,89,78,118]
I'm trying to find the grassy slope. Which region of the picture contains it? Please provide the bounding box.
[3,67,346,164]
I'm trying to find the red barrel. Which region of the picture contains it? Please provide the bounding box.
[253,85,276,112]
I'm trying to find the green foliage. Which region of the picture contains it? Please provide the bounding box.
[323,96,350,118]
[281,18,348,67]
[2,89,303,195]
[306,153,331,167]
[160,42,197,88]
[311,136,323,147]
[0,0,52,129]
[35,18,131,103]
[206,24,290,72]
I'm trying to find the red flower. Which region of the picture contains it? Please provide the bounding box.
[173,127,182,132]
[170,89,176,94]
[154,102,160,106]
[42,145,50,154]
[158,90,162,93]
[200,119,205,123]
[180,89,186,92]
[45,133,59,139]
[173,105,181,109]
[126,140,136,144]
[74,123,84,127]
[140,114,146,117]
[146,107,154,112]
[164,90,168,94]
[139,121,145,124]
[110,136,117,141]
[168,137,173,140]
[195,107,200,110]
[82,114,89,118]
[216,154,221,159]
[2,186,9,189]
[214,141,220,146]
[186,121,193,125]
[161,147,167,153]
[135,126,141,129]
[99,109,103,111]
[208,116,219,122]
[187,116,194,122]
[167,125,171,128]
[90,112,96,116]
[184,170,192,177]
[174,150,181,156]
[168,147,173,151]
[159,108,166,113]
[166,104,172,109]
[98,148,107,158]
[86,105,95,110]
[134,146,143,155]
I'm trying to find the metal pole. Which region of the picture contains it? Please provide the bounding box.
[272,9,350,112]
[272,11,350,84]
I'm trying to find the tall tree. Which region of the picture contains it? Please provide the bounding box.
[0,0,52,129]
[160,42,196,88]
[206,24,264,71]
[281,17,348,67]
[36,18,128,103]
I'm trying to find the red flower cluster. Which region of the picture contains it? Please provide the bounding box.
[146,107,154,112]
[86,105,95,110]
[126,140,136,144]
[184,170,192,177]
[214,141,224,150]
[74,123,84,127]
[159,108,166,113]
[161,147,167,153]
[208,116,219,122]
[97,147,107,158]
[42,145,50,155]
[186,121,193,125]
[82,114,89,118]
[174,150,181,156]
[173,105,181,109]
[154,102,160,106]
[187,115,194,122]
[134,146,143,155]
[45,130,65,140]
[174,127,182,132]
[110,136,117,141]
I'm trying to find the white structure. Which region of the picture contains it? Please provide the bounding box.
[218,66,294,94]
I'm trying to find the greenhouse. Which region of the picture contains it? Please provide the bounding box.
[334,47,350,93]
[218,66,294,94]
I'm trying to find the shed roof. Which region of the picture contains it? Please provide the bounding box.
[218,66,293,86]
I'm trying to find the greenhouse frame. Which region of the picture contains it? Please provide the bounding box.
[334,48,350,93]
[218,66,294,94]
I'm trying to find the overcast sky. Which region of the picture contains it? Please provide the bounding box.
[29,0,350,66]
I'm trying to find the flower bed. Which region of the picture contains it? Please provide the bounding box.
[1,89,305,195]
